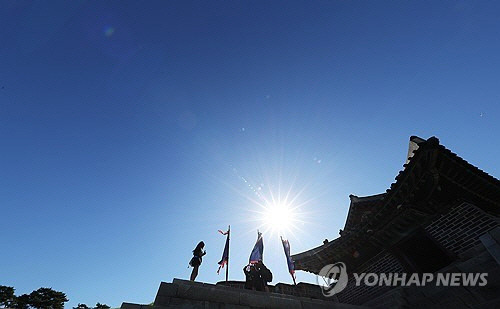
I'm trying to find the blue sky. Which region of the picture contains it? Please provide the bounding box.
[1,1,499,308]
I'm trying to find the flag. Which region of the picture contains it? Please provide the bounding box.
[217,228,230,274]
[281,237,295,278]
[249,231,263,264]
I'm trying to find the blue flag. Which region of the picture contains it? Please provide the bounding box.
[217,229,230,274]
[281,237,295,277]
[249,231,263,263]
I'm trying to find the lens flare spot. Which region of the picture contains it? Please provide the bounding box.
[104,26,115,37]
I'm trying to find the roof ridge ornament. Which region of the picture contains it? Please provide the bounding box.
[406,135,426,164]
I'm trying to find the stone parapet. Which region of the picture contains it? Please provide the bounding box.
[122,278,368,309]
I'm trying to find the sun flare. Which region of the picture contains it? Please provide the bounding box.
[260,200,298,235]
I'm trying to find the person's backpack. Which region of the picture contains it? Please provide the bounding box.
[260,264,273,283]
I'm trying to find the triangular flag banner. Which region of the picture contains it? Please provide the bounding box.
[217,229,230,274]
[281,237,295,278]
[249,231,263,264]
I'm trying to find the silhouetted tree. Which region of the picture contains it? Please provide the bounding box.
[94,303,110,309]
[72,302,111,309]
[28,288,67,309]
[0,286,15,308]
[12,294,30,309]
[2,285,109,309]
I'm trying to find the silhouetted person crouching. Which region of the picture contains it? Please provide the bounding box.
[243,260,273,291]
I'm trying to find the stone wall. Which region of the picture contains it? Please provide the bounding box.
[216,281,335,301]
[336,252,404,305]
[425,202,500,255]
[136,279,367,309]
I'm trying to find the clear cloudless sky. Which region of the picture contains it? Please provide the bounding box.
[1,1,499,308]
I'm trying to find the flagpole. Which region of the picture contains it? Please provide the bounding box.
[226,225,230,282]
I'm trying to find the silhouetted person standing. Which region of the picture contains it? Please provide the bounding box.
[189,241,206,281]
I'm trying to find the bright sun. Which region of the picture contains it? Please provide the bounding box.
[261,200,297,234]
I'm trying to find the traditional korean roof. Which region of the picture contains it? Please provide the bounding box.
[342,193,386,235]
[292,136,500,274]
